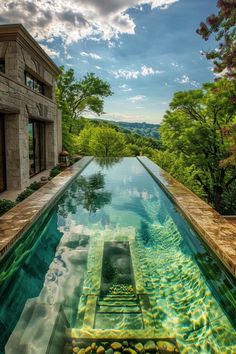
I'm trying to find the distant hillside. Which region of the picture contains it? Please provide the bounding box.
[108,121,161,139]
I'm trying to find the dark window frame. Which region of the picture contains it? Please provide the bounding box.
[25,71,45,95]
[0,59,5,74]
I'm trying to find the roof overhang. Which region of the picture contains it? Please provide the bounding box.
[0,24,61,77]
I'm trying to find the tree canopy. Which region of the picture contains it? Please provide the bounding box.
[160,79,236,213]
[197,0,236,78]
[78,126,126,157]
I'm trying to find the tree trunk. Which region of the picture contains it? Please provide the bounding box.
[214,186,224,214]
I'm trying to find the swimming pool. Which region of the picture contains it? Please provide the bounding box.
[0,157,236,353]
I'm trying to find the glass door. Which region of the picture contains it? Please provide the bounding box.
[28,120,46,177]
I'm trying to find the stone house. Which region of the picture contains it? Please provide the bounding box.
[0,24,62,193]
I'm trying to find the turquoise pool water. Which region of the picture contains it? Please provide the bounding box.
[0,157,236,353]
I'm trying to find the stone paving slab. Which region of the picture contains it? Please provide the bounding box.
[0,157,93,258]
[66,327,172,340]
[137,156,236,277]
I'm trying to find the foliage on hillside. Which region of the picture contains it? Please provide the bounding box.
[75,119,161,159]
[110,121,160,139]
[56,67,113,152]
[156,78,236,214]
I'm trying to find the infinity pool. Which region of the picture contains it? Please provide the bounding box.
[0,157,236,353]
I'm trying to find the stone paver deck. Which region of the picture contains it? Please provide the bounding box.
[138,156,236,277]
[224,216,236,227]
[0,169,51,201]
[0,157,93,258]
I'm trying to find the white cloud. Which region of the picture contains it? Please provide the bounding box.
[171,61,183,69]
[113,69,140,79]
[46,37,55,43]
[39,44,60,58]
[108,41,116,48]
[95,66,102,70]
[175,75,199,87]
[0,0,179,45]
[128,95,147,103]
[175,74,190,84]
[112,64,161,79]
[141,64,161,76]
[80,51,102,59]
[119,84,133,91]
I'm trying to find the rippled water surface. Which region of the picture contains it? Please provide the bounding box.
[0,157,236,353]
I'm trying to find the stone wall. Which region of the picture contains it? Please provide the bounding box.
[0,39,61,190]
[0,40,56,99]
[4,114,21,190]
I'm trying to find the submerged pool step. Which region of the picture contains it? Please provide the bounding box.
[103,294,137,299]
[100,295,137,298]
[98,300,139,307]
[97,293,142,317]
[97,305,141,313]
[95,294,143,330]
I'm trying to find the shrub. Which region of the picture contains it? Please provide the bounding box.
[49,166,61,178]
[16,188,34,203]
[0,199,16,216]
[28,181,41,190]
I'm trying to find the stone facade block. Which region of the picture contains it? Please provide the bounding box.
[0,24,62,192]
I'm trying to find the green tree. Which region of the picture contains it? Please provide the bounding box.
[77,126,94,155]
[197,0,236,78]
[161,79,236,213]
[56,67,113,152]
[77,126,127,157]
[152,150,205,197]
[89,126,126,157]
[220,124,236,166]
[197,0,236,166]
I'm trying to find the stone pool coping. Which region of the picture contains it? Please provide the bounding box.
[0,156,93,258]
[138,156,236,277]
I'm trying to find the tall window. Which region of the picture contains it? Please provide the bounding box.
[28,120,46,177]
[25,72,45,95]
[0,59,5,74]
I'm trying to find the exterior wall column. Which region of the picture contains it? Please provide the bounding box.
[4,113,21,190]
[5,113,29,190]
[45,122,57,168]
[57,109,62,155]
[19,114,30,189]
[45,109,62,168]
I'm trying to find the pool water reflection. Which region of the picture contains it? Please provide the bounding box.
[0,157,236,354]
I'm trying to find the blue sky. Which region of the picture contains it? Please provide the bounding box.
[1,0,217,123]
